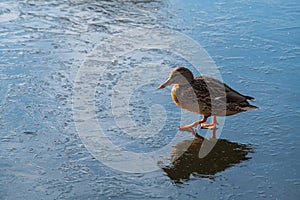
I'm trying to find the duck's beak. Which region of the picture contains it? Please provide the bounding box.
[158,78,172,89]
[158,85,166,89]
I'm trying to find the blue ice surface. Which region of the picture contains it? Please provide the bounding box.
[0,0,299,199]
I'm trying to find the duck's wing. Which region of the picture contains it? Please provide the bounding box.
[175,82,209,105]
[224,83,255,102]
[195,76,254,103]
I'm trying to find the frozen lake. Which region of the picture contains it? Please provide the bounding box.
[1,0,299,199]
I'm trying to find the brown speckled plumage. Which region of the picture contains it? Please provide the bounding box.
[171,74,258,117]
[159,66,258,125]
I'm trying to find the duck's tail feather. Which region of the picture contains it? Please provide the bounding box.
[245,95,255,101]
[242,104,259,111]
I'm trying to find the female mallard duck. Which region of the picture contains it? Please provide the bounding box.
[158,66,258,133]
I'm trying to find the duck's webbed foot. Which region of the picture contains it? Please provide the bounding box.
[200,116,218,129]
[179,117,208,132]
[200,123,217,129]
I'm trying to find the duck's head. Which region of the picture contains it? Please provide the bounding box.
[158,66,194,89]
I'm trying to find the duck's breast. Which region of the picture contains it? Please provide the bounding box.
[171,84,206,114]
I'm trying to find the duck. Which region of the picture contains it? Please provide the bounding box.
[158,66,258,134]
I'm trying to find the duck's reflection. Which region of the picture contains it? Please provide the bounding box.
[162,132,253,183]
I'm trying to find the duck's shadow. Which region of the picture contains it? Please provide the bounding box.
[162,132,254,183]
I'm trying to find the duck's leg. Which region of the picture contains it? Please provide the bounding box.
[179,116,208,132]
[201,116,218,129]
